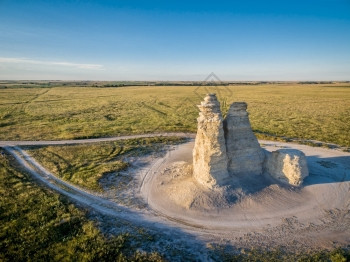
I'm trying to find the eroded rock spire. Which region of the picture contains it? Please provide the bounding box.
[193,94,309,188]
[192,94,229,188]
[224,102,265,176]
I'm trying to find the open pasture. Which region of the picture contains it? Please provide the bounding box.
[0,82,349,147]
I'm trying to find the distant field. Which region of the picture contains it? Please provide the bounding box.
[0,83,349,147]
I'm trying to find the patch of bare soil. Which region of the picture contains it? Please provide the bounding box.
[140,140,350,251]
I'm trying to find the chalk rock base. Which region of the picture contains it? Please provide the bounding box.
[264,149,309,186]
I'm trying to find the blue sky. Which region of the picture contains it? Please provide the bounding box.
[0,0,349,80]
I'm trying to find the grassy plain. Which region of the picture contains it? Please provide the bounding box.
[0,82,350,148]
[25,136,187,191]
[0,149,163,261]
[1,81,350,262]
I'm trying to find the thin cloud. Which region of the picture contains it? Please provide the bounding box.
[0,57,104,70]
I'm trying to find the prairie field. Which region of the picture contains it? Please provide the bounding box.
[0,149,163,261]
[1,82,350,148]
[1,82,350,261]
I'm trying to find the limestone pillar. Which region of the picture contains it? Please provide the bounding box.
[192,94,229,188]
[224,102,264,176]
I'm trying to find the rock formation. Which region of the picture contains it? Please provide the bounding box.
[192,94,229,188]
[224,102,265,176]
[192,94,309,187]
[264,149,309,186]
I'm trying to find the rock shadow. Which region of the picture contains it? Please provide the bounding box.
[303,155,350,185]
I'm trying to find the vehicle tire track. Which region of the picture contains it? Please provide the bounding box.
[3,144,212,261]
[0,132,195,147]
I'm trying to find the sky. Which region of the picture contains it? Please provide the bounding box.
[0,0,349,81]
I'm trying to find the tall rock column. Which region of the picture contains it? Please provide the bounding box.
[192,94,229,188]
[224,102,264,176]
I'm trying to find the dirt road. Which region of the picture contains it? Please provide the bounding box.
[2,134,350,253]
[0,132,195,147]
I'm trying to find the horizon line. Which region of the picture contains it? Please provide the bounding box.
[0,79,349,82]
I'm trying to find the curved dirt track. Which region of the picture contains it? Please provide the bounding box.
[3,144,211,260]
[2,134,350,252]
[0,132,195,147]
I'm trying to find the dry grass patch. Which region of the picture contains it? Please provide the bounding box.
[25,136,187,191]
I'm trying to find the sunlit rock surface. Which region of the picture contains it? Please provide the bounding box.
[224,102,265,176]
[192,94,229,188]
[193,95,309,188]
[264,149,309,186]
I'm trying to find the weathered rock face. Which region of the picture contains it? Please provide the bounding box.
[192,94,309,188]
[192,94,229,188]
[264,149,309,186]
[224,102,265,176]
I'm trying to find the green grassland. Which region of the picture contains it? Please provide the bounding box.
[0,149,163,262]
[0,82,349,148]
[1,82,350,260]
[25,136,187,191]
